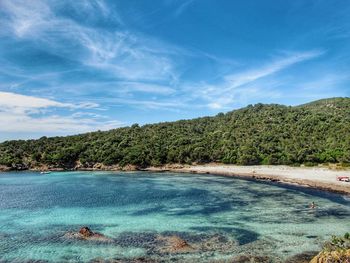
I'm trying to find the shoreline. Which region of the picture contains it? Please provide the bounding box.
[1,164,350,195]
[144,164,350,195]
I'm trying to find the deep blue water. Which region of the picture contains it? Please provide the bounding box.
[0,171,349,262]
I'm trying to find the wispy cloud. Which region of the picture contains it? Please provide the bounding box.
[190,50,325,109]
[0,0,116,37]
[96,97,186,111]
[174,0,196,17]
[223,50,324,92]
[116,82,176,95]
[0,0,179,83]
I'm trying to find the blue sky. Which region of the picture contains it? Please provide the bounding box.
[0,0,349,141]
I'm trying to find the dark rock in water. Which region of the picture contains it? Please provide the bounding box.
[231,254,271,263]
[64,226,112,242]
[79,226,94,237]
[190,226,259,245]
[22,261,50,263]
[305,235,318,239]
[113,231,194,255]
[285,251,318,263]
[0,260,50,263]
[230,254,251,263]
[90,258,157,263]
[113,231,240,256]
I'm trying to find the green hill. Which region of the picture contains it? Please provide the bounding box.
[1,97,350,170]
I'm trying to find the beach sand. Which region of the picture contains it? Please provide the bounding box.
[146,164,350,195]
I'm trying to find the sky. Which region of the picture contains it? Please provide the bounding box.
[0,0,349,141]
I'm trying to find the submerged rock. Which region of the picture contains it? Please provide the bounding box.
[199,233,238,252]
[230,254,271,263]
[90,258,157,263]
[64,226,113,242]
[284,251,317,263]
[156,235,193,253]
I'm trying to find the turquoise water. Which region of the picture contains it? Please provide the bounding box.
[0,171,349,262]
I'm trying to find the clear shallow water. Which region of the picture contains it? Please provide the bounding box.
[0,171,349,262]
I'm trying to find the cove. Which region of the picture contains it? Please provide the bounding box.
[0,171,349,262]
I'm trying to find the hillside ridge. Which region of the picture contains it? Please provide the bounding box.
[1,97,350,170]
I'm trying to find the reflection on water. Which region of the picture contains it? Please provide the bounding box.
[0,171,349,262]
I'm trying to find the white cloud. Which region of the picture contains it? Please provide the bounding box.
[0,91,69,110]
[0,111,122,133]
[0,92,121,133]
[0,92,98,112]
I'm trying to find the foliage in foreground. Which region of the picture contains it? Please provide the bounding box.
[324,233,350,252]
[0,97,350,170]
[310,233,350,263]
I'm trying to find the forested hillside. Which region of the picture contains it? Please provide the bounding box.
[1,98,349,170]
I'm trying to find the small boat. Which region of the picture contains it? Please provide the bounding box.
[40,171,51,174]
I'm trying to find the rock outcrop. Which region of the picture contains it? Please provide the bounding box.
[89,258,157,263]
[64,227,113,242]
[0,165,11,171]
[79,226,94,237]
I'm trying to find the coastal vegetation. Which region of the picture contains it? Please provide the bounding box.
[0,97,350,170]
[311,233,350,262]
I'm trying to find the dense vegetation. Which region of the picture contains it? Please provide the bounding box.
[1,98,350,170]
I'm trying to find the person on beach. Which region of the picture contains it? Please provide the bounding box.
[310,201,316,209]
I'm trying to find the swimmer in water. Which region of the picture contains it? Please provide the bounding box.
[310,201,316,209]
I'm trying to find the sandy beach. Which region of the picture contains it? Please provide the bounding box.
[146,164,350,195]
